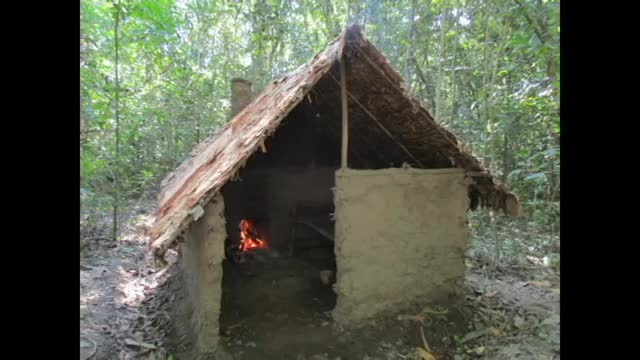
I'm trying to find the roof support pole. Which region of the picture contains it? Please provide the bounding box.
[327,72,424,168]
[339,55,349,169]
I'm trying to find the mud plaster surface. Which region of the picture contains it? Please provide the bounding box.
[174,195,228,359]
[333,168,469,324]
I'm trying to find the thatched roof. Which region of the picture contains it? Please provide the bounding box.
[148,25,520,262]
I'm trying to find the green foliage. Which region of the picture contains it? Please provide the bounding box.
[468,211,559,269]
[80,0,560,238]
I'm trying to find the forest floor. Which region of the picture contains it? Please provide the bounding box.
[80,204,559,360]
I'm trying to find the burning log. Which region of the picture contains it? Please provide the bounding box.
[228,219,277,264]
[238,219,268,252]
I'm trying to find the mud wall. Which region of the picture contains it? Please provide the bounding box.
[172,195,227,359]
[332,168,469,324]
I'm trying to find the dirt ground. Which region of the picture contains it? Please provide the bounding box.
[80,209,560,360]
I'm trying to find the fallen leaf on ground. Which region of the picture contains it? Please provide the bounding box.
[421,306,449,315]
[487,327,503,337]
[527,256,543,265]
[541,314,560,327]
[397,314,425,323]
[528,280,552,288]
[459,328,491,344]
[417,347,436,360]
[420,326,432,352]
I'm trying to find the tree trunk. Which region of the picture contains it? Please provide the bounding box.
[112,1,121,242]
[501,130,510,183]
[324,0,338,36]
[415,0,434,110]
[404,0,417,93]
[249,2,266,89]
[487,13,507,174]
[481,3,493,169]
[434,0,448,121]
[449,0,460,124]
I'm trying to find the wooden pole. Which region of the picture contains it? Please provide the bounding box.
[339,56,349,169]
[327,72,424,168]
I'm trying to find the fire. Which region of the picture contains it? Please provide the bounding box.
[238,219,268,252]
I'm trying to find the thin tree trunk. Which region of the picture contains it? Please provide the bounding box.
[249,2,266,89]
[487,16,506,174]
[434,0,448,121]
[170,111,176,167]
[324,0,338,36]
[514,0,557,83]
[367,0,382,45]
[481,4,492,169]
[492,212,501,265]
[112,1,121,242]
[267,0,286,75]
[405,0,417,92]
[449,0,460,124]
[415,0,434,109]
[80,114,84,222]
[501,130,510,183]
[195,103,200,144]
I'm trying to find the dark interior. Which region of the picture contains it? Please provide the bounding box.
[219,71,344,355]
[221,93,340,257]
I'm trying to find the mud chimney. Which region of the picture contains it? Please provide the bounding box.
[230,78,253,118]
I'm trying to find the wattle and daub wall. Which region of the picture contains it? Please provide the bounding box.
[171,168,470,356]
[172,196,227,358]
[332,168,469,324]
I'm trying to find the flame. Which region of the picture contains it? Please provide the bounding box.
[239,219,268,252]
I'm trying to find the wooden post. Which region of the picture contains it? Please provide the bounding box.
[339,56,349,169]
[327,72,424,168]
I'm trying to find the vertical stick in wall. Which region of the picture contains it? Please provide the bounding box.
[339,55,349,169]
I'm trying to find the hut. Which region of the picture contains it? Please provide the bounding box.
[148,25,520,358]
